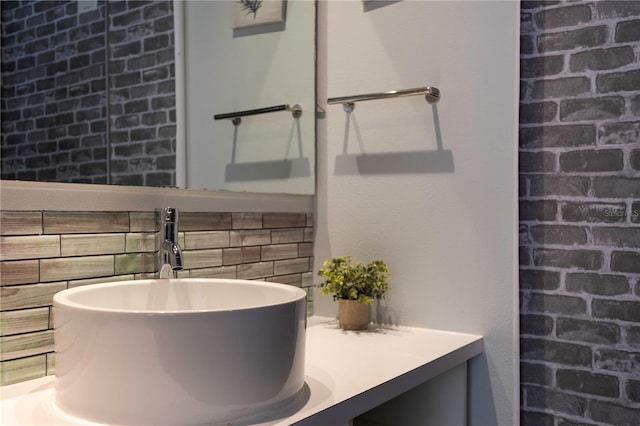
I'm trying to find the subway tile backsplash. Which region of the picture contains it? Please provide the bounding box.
[0,210,314,386]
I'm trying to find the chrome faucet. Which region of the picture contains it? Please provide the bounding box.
[160,207,183,279]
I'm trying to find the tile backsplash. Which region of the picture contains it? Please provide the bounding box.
[0,210,314,386]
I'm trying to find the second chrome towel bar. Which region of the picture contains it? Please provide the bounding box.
[328,86,440,112]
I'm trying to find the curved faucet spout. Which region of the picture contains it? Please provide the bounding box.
[159,207,184,278]
[162,240,184,271]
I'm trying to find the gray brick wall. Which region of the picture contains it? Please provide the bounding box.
[520,1,640,425]
[1,0,176,186]
[107,0,176,187]
[1,0,109,183]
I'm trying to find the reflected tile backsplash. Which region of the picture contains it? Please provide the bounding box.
[0,210,314,386]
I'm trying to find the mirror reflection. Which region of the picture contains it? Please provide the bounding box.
[1,0,316,195]
[185,0,315,194]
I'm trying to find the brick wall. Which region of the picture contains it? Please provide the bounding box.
[1,1,109,183]
[0,0,176,186]
[519,1,640,425]
[0,210,314,386]
[107,0,176,186]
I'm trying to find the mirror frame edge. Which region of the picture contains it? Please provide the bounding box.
[0,180,313,213]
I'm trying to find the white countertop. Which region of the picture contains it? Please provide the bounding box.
[0,317,483,426]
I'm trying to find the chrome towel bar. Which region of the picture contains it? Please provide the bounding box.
[214,104,302,125]
[328,86,440,112]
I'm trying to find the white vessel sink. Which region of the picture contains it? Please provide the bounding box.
[53,278,307,425]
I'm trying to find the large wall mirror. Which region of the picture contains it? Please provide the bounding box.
[1,0,316,195]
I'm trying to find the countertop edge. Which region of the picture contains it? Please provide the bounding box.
[1,318,484,426]
[293,337,483,426]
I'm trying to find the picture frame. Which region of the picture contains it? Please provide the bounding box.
[232,0,287,29]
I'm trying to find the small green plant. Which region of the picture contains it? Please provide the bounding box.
[317,256,390,304]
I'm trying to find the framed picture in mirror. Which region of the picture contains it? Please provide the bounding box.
[233,0,286,29]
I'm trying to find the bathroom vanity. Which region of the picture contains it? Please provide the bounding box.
[1,316,482,425]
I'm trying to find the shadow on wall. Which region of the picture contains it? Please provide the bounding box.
[226,158,311,181]
[223,114,311,182]
[363,1,402,13]
[334,104,454,175]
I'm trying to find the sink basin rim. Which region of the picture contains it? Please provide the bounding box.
[53,278,308,315]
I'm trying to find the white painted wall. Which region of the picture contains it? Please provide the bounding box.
[314,1,519,425]
[184,0,315,194]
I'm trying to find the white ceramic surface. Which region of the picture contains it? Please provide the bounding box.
[53,278,307,425]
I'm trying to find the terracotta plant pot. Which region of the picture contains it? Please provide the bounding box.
[338,299,371,330]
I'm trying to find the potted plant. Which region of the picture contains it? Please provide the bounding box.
[317,255,390,330]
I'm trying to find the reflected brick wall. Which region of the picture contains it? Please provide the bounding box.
[1,0,176,186]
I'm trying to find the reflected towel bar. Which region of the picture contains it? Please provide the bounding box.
[214,104,302,125]
[328,86,440,112]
